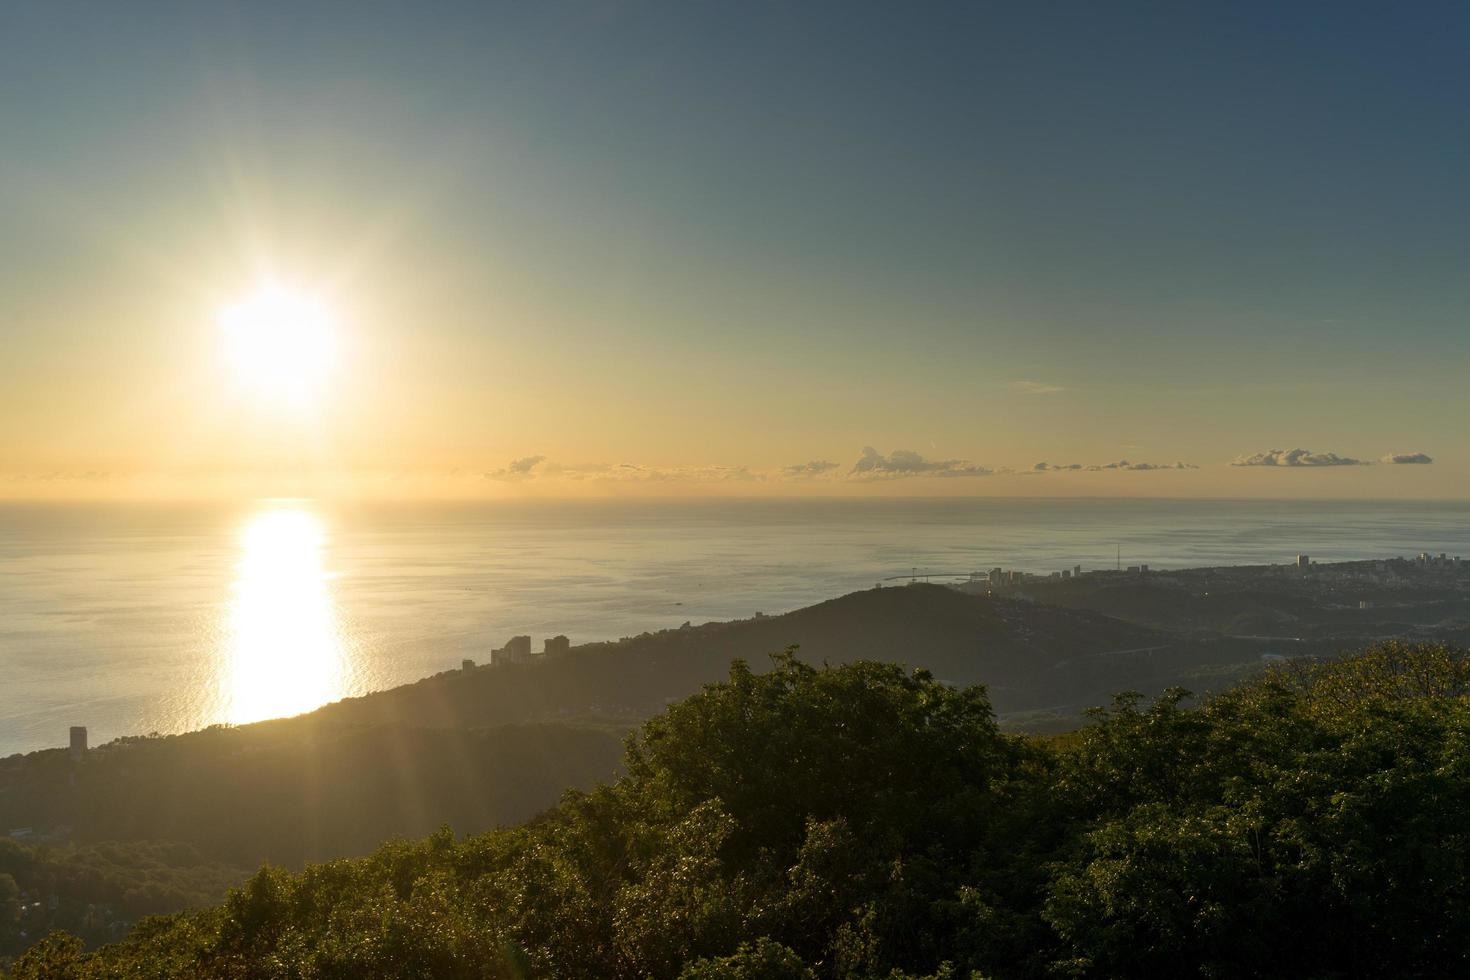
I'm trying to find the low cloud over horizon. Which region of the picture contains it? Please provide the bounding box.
[1231,448,1369,467]
[782,460,841,478]
[477,444,1434,488]
[486,458,758,484]
[488,449,1003,483]
[1033,460,1196,472]
[849,447,996,479]
[484,455,547,480]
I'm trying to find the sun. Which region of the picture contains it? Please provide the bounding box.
[217,283,338,409]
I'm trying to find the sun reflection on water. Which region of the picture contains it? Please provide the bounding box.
[223,506,348,724]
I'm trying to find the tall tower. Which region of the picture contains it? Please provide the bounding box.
[69,726,88,759]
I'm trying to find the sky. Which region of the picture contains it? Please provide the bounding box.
[1,0,1467,499]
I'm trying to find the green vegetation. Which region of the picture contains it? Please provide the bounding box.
[0,839,245,961]
[11,642,1470,978]
[0,716,624,966]
[0,721,624,869]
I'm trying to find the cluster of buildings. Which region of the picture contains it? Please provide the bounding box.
[1050,552,1470,607]
[969,562,1151,590]
[461,634,572,671]
[970,568,1032,587]
[972,551,1466,595]
[1284,554,1464,585]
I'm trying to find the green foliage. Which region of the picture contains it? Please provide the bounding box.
[7,933,83,979]
[626,654,1009,859]
[0,838,246,965]
[13,643,1470,979]
[679,937,815,979]
[1043,642,1470,978]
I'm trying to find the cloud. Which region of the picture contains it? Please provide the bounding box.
[1089,460,1197,471]
[539,461,611,479]
[1382,452,1434,465]
[485,457,763,484]
[1230,449,1368,467]
[1034,460,1196,472]
[850,447,995,479]
[557,462,761,483]
[1011,380,1066,395]
[507,455,546,474]
[638,464,760,483]
[484,455,547,480]
[782,460,840,478]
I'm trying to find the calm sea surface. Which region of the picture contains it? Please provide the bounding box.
[2,497,1468,755]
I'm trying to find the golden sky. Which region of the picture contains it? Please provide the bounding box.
[1,3,1465,500]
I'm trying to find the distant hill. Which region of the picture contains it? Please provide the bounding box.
[969,566,1470,644]
[0,721,623,868]
[320,583,1251,732]
[0,583,1289,956]
[0,585,1263,874]
[1001,581,1326,633]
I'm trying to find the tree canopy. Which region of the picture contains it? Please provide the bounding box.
[10,642,1470,979]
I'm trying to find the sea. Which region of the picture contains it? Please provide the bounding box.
[2,496,1469,756]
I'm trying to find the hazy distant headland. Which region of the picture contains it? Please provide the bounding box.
[8,496,1470,757]
[10,548,1470,853]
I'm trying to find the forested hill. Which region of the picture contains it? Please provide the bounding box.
[0,585,1245,878]
[0,721,623,869]
[13,643,1470,979]
[316,583,1236,732]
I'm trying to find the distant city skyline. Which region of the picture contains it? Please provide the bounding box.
[2,1,1467,499]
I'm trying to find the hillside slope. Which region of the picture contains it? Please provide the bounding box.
[0,586,1253,872]
[0,721,623,867]
[321,584,1230,732]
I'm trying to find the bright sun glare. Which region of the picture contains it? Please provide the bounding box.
[217,284,337,409]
